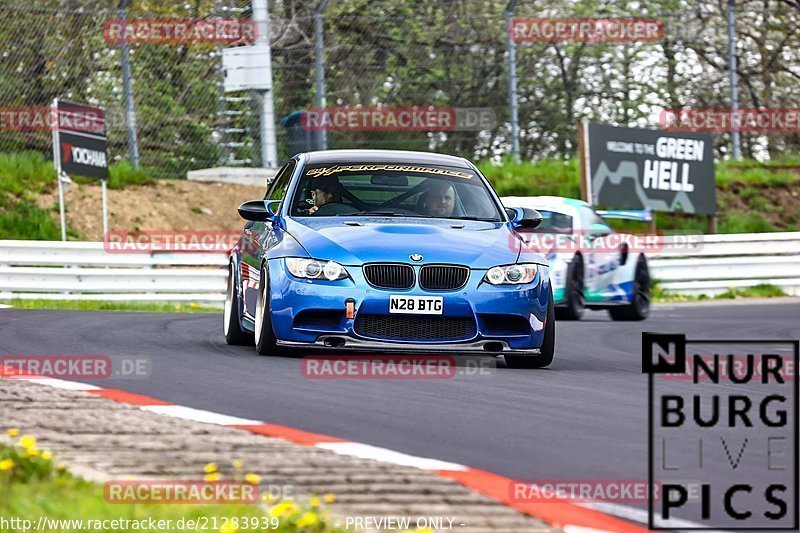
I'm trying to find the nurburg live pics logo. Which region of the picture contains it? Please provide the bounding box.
[643,332,799,530]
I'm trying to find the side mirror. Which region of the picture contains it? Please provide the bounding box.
[238,200,280,222]
[507,207,543,229]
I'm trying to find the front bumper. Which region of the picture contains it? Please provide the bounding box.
[266,259,550,353]
[277,336,542,355]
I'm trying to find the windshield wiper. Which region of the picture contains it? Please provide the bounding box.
[351,211,406,216]
[450,216,502,222]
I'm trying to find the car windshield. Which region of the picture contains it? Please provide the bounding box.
[289,163,504,221]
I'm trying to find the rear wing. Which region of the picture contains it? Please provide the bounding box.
[595,209,652,223]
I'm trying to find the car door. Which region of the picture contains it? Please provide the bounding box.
[579,206,619,303]
[241,160,295,319]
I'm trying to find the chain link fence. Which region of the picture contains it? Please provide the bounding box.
[1,0,799,178]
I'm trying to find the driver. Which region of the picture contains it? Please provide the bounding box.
[308,175,348,215]
[419,181,455,218]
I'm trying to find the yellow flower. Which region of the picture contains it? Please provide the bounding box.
[0,459,14,471]
[232,459,243,469]
[203,462,218,474]
[26,448,39,457]
[41,451,53,461]
[268,500,299,518]
[294,511,318,528]
[244,472,260,485]
[204,472,222,482]
[416,529,434,533]
[190,302,198,307]
[6,428,19,437]
[19,435,36,449]
[309,495,320,507]
[323,493,336,503]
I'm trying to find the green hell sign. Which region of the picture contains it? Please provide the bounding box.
[584,122,716,215]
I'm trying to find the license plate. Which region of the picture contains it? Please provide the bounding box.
[389,295,443,314]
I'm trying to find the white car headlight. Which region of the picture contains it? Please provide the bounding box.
[484,264,538,285]
[286,258,349,280]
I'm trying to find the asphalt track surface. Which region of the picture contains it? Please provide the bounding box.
[2,300,799,527]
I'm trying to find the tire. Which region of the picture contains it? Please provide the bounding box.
[224,262,253,346]
[505,287,556,369]
[608,256,650,321]
[555,255,584,321]
[254,264,279,355]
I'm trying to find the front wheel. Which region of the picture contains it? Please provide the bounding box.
[224,262,253,346]
[505,287,555,369]
[254,265,279,355]
[555,256,584,321]
[608,257,650,321]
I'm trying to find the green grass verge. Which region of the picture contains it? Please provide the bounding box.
[3,151,800,239]
[1,438,340,532]
[478,157,581,198]
[72,159,157,190]
[479,156,800,234]
[651,283,788,303]
[0,151,65,240]
[715,283,788,299]
[0,152,162,240]
[4,299,222,313]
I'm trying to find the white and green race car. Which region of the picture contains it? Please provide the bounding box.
[501,196,650,321]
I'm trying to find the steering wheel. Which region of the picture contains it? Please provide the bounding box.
[296,198,315,214]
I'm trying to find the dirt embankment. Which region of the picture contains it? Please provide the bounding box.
[37,180,264,240]
[719,182,800,229]
[34,172,800,239]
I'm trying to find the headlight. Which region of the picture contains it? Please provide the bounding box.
[286,258,349,281]
[484,264,538,285]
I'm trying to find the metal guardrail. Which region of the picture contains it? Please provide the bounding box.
[0,232,798,302]
[649,232,800,296]
[0,240,227,303]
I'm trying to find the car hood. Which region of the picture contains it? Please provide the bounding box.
[286,217,526,268]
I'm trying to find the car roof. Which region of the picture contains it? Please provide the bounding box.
[300,149,472,168]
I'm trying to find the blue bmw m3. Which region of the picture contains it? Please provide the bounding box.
[224,150,555,368]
